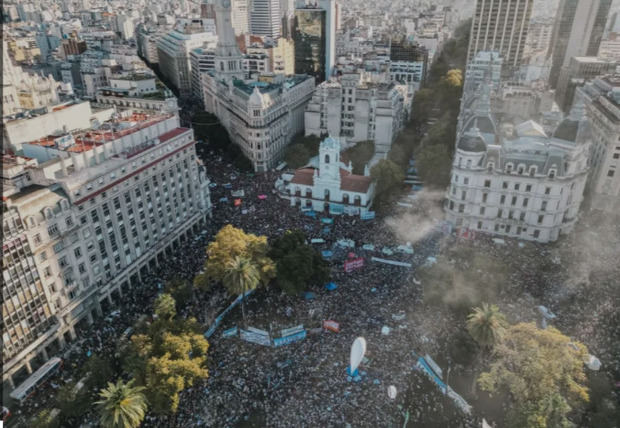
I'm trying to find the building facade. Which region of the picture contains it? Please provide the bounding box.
[293,0,335,83]
[304,72,406,153]
[555,56,616,113]
[467,0,533,77]
[278,136,375,215]
[2,112,211,390]
[446,82,590,243]
[548,0,612,89]
[202,0,315,172]
[578,75,620,212]
[156,24,216,98]
[250,0,281,39]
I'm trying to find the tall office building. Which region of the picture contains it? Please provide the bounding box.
[293,0,336,83]
[467,0,533,77]
[250,0,282,39]
[231,0,250,35]
[547,0,612,89]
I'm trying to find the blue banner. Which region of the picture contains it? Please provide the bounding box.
[304,210,317,218]
[321,218,334,224]
[329,204,344,215]
[321,250,333,258]
[273,330,307,347]
[360,211,376,220]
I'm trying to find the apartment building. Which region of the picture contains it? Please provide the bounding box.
[2,111,212,390]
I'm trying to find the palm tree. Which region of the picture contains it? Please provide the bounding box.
[95,379,147,428]
[223,256,260,324]
[466,303,507,351]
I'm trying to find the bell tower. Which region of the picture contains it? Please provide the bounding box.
[214,0,245,81]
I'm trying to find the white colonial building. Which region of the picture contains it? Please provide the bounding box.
[277,136,375,215]
[201,0,315,172]
[445,82,590,243]
[304,71,406,154]
[2,110,211,390]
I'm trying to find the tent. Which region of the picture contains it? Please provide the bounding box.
[304,292,316,300]
[325,282,338,291]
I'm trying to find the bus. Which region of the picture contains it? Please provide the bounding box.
[9,357,63,405]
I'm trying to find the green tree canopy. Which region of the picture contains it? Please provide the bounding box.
[124,295,209,415]
[222,255,260,322]
[269,229,329,295]
[370,159,405,208]
[479,323,590,428]
[164,277,193,309]
[196,225,276,290]
[95,379,147,428]
[284,134,322,169]
[342,140,375,174]
[414,143,452,188]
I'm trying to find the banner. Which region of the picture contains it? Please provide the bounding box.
[280,325,304,337]
[360,211,376,220]
[320,218,333,224]
[344,257,365,273]
[222,326,238,338]
[240,328,271,346]
[231,190,245,197]
[362,244,375,251]
[304,210,317,218]
[234,198,242,206]
[205,289,255,338]
[370,257,412,268]
[273,330,306,347]
[344,206,360,216]
[258,194,267,200]
[323,320,340,333]
[321,250,333,258]
[329,203,344,215]
[310,238,325,244]
[219,197,228,202]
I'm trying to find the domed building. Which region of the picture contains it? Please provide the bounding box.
[445,81,591,243]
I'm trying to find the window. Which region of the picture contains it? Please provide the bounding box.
[514,183,520,191]
[464,177,469,185]
[533,230,540,238]
[40,251,47,261]
[48,224,59,237]
[484,179,491,188]
[511,196,517,206]
[520,212,526,221]
[461,191,466,200]
[526,184,532,192]
[480,207,485,215]
[34,233,42,245]
[549,169,556,178]
[74,247,82,259]
[500,195,506,204]
[541,201,547,211]
[523,198,529,207]
[538,215,544,224]
[477,221,482,229]
[608,170,615,177]
[502,182,508,189]
[482,193,488,203]
[613,153,620,159]
[65,216,73,227]
[545,187,551,195]
[458,204,464,213]
[497,209,503,218]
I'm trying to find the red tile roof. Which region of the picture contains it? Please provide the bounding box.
[290,167,372,194]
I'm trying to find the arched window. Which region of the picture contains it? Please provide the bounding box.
[324,189,330,201]
[466,159,472,169]
[354,195,361,206]
[325,154,330,164]
[487,162,494,172]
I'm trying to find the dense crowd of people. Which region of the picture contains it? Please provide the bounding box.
[12,145,619,428]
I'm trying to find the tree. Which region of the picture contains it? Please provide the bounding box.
[478,323,590,428]
[154,293,176,321]
[124,295,210,415]
[29,409,60,428]
[55,381,90,421]
[370,159,405,207]
[199,225,275,290]
[222,256,260,322]
[81,354,116,391]
[164,278,193,309]
[269,229,330,295]
[284,143,311,169]
[466,303,507,350]
[342,140,375,174]
[414,143,452,188]
[284,134,323,169]
[95,379,148,428]
[411,88,435,127]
